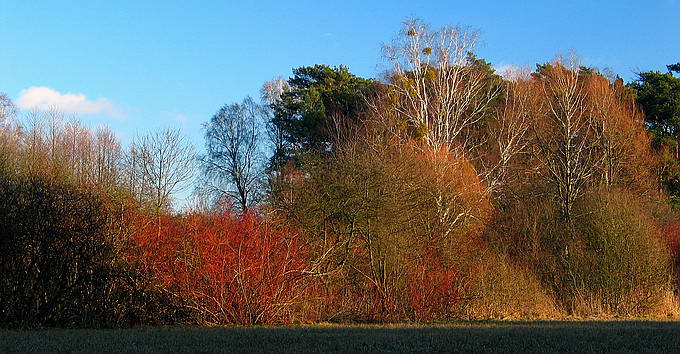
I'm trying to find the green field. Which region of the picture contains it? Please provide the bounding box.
[2,321,679,353]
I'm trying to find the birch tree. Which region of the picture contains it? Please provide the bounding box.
[382,19,501,150]
[532,60,598,219]
[261,78,290,172]
[481,70,535,196]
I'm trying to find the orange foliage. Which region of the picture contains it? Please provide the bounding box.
[584,73,657,193]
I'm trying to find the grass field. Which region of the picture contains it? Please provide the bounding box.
[2,321,679,353]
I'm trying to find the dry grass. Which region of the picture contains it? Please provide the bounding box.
[3,321,680,353]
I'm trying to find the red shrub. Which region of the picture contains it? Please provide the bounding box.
[187,212,308,324]
[664,220,680,292]
[130,211,309,325]
[130,215,187,288]
[408,253,466,321]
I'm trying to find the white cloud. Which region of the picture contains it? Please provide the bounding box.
[16,86,124,120]
[494,64,531,81]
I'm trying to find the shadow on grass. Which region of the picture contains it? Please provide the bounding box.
[2,321,678,353]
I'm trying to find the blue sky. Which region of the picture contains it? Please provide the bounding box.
[1,0,678,150]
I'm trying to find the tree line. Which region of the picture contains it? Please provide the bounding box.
[2,19,680,327]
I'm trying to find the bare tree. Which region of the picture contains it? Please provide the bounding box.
[22,109,49,175]
[92,126,122,188]
[377,19,503,243]
[127,127,195,213]
[260,78,290,172]
[382,19,501,150]
[481,73,535,196]
[0,94,19,169]
[61,119,94,185]
[200,97,263,212]
[0,94,16,124]
[260,77,289,105]
[531,58,599,219]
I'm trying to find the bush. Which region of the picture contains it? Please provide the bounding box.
[131,211,310,325]
[0,171,167,328]
[664,220,680,294]
[276,139,491,321]
[460,252,559,319]
[499,188,672,316]
[556,190,671,315]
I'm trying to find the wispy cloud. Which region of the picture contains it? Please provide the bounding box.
[16,86,124,120]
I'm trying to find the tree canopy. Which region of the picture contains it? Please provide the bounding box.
[629,70,680,147]
[628,63,680,201]
[271,64,376,158]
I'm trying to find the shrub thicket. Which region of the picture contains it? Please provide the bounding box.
[558,190,671,315]
[275,138,490,321]
[130,211,309,325]
[0,169,175,328]
[492,188,672,316]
